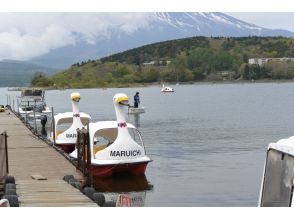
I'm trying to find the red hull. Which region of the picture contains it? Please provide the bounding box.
[90,162,149,177]
[56,144,75,154]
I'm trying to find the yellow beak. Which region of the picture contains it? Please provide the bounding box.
[71,93,81,102]
[116,95,129,105]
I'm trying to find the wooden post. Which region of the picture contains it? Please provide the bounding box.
[76,129,81,171]
[4,131,9,174]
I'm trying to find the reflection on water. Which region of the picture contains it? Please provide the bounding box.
[92,174,153,207]
[128,114,141,128]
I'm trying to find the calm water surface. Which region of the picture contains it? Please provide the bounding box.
[3,82,294,206]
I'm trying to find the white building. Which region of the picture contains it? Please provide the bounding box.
[249,57,294,66]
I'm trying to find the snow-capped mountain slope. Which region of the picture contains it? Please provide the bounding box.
[151,12,292,37]
[30,12,294,68]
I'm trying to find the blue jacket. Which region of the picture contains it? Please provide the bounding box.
[134,94,140,104]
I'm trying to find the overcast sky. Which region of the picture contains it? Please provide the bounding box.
[226,13,294,32]
[0,12,293,61]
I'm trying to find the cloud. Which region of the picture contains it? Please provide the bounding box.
[0,12,153,61]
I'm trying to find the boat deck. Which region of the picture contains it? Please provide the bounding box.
[0,110,97,207]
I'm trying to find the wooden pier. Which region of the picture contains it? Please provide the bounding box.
[0,110,97,207]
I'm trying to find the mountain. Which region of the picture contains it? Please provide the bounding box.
[29,12,294,69]
[0,60,60,87]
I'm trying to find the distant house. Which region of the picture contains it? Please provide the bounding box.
[249,57,294,66]
[142,60,171,66]
[142,61,156,66]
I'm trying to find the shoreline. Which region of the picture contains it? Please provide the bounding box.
[5,79,294,91]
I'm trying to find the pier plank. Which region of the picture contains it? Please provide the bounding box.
[0,111,97,207]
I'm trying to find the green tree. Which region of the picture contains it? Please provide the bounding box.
[213,52,233,71]
[31,72,52,87]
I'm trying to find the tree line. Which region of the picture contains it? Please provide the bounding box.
[31,36,294,88]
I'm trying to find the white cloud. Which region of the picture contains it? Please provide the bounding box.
[0,12,153,61]
[1,12,294,61]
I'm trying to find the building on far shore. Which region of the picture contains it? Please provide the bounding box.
[249,57,294,66]
[142,60,171,66]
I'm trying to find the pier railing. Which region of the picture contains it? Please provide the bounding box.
[0,131,8,181]
[76,128,92,185]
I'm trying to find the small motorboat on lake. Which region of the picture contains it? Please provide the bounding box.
[18,88,51,120]
[53,92,91,153]
[70,93,152,177]
[259,135,294,207]
[161,84,174,93]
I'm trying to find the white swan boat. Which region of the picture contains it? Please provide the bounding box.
[259,136,294,206]
[53,92,91,153]
[161,84,174,93]
[70,93,151,177]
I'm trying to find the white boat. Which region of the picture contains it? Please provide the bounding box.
[128,106,145,114]
[18,89,51,119]
[70,93,151,177]
[259,136,294,206]
[161,84,174,93]
[53,92,91,153]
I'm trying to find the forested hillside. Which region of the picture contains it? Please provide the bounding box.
[32,36,294,88]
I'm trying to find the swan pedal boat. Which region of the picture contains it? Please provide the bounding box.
[53,92,91,153]
[70,93,152,177]
[259,136,294,207]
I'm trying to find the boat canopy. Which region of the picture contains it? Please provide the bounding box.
[21,89,45,98]
[54,112,91,126]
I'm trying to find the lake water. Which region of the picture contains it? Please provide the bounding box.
[2,82,294,206]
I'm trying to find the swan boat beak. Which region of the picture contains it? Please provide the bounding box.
[71,92,81,102]
[115,94,129,106]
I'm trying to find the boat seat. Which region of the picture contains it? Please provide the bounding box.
[94,145,107,154]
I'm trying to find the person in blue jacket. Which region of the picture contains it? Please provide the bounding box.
[134,92,140,108]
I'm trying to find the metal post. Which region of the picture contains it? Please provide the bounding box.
[17,99,19,113]
[12,99,15,112]
[51,107,55,145]
[25,109,27,123]
[33,108,37,132]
